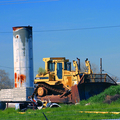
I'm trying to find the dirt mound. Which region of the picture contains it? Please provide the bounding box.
[103,94,120,104]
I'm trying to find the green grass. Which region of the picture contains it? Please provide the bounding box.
[1,85,120,120]
[1,103,120,120]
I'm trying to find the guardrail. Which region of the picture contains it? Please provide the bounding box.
[79,74,117,85]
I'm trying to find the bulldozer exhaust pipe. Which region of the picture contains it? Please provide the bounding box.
[77,58,80,71]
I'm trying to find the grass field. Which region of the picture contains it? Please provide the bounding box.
[1,85,120,120]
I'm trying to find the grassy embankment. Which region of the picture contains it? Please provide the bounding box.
[1,85,120,120]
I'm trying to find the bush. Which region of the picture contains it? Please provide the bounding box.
[37,67,47,76]
[86,85,120,104]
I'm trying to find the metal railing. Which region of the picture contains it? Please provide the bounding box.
[80,74,117,85]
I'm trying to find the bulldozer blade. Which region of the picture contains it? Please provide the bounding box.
[78,82,117,100]
[37,85,80,104]
[71,85,80,104]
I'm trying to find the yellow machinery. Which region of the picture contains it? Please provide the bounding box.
[32,57,117,103]
[34,57,81,97]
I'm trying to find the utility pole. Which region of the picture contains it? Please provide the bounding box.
[100,58,102,74]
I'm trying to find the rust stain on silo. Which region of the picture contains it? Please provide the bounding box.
[13,27,23,31]
[15,83,17,88]
[14,73,17,88]
[20,74,26,85]
[15,73,17,83]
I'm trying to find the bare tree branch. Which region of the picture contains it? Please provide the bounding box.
[0,69,13,90]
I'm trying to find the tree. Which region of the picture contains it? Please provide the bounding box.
[111,76,119,82]
[80,62,99,73]
[0,69,13,90]
[91,63,99,73]
[80,63,87,72]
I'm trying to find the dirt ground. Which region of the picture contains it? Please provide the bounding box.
[103,94,120,104]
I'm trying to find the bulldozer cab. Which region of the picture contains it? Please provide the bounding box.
[43,57,70,81]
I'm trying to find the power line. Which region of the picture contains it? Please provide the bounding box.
[0,32,12,34]
[34,25,120,32]
[0,65,38,73]
[0,65,13,69]
[0,0,27,3]
[0,0,58,5]
[0,25,120,34]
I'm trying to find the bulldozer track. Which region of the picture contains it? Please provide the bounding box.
[32,83,65,97]
[38,83,65,94]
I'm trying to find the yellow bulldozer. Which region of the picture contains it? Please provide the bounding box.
[33,57,93,97]
[31,57,117,103]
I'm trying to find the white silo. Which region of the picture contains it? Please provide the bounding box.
[13,26,34,88]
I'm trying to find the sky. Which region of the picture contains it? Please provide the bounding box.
[0,0,120,82]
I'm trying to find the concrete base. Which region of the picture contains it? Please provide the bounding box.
[0,87,34,101]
